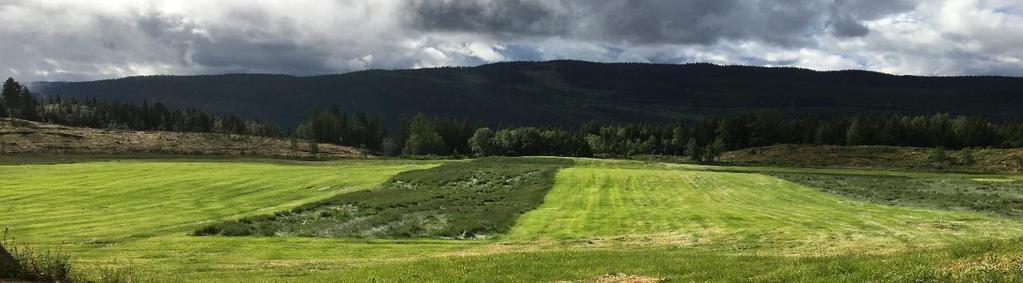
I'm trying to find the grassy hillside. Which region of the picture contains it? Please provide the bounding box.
[36,61,1023,127]
[720,144,1023,173]
[0,118,359,158]
[4,158,1023,281]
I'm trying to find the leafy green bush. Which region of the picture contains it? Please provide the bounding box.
[195,157,573,238]
[1,228,74,282]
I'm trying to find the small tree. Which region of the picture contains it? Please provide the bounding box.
[308,140,319,156]
[846,118,866,146]
[684,138,702,162]
[2,78,22,125]
[928,147,947,164]
[704,138,725,163]
[468,127,495,157]
[380,137,402,157]
[288,136,299,151]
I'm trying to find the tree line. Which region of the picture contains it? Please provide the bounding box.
[1,78,281,137]
[5,76,1023,161]
[307,111,1023,162]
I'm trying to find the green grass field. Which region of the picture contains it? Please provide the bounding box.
[3,157,1023,281]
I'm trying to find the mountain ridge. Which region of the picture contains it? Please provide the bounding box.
[33,60,1023,128]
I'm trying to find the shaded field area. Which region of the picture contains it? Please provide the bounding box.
[773,173,1023,218]
[194,157,572,238]
[4,157,1023,281]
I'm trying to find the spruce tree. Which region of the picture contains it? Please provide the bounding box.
[1,78,22,121]
[846,118,865,146]
[685,138,702,162]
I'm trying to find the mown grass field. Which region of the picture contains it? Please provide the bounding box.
[3,157,1023,281]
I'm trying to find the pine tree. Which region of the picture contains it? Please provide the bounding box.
[846,118,865,146]
[0,96,6,118]
[684,138,702,162]
[2,78,22,122]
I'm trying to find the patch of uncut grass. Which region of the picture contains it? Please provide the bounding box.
[503,159,1023,255]
[0,159,440,244]
[773,173,1023,218]
[195,157,572,238]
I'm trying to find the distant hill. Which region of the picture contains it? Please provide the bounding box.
[33,60,1023,128]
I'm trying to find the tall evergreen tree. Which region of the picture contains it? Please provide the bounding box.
[846,118,865,146]
[2,78,22,121]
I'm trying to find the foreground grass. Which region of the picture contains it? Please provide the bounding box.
[5,157,1023,281]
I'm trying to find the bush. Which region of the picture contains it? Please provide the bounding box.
[191,225,222,236]
[960,148,975,165]
[1,228,74,282]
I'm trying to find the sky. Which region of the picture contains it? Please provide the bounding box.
[2,0,1022,82]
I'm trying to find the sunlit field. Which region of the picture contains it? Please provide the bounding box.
[3,157,1023,281]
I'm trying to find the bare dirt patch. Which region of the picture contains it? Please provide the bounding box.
[0,118,361,158]
[559,273,662,283]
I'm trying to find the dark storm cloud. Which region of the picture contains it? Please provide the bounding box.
[1,0,1021,81]
[408,0,569,36]
[406,0,915,45]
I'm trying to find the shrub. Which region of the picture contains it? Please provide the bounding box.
[1,228,75,282]
[191,225,222,236]
[960,148,975,165]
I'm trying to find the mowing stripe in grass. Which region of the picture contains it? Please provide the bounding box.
[503,159,1023,255]
[0,160,439,244]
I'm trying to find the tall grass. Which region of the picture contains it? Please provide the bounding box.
[194,157,573,238]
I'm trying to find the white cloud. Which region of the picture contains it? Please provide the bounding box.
[0,0,1021,81]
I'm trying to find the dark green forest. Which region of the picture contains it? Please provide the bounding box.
[2,78,280,137]
[35,60,1023,128]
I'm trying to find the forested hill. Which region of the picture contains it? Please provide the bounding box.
[34,60,1023,127]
